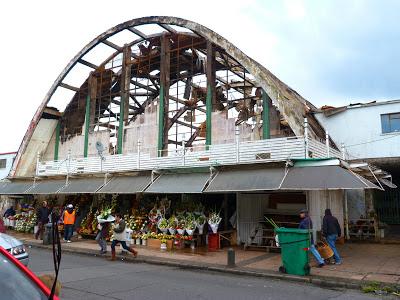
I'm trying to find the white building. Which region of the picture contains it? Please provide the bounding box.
[314,100,400,161]
[0,152,16,180]
[314,100,400,232]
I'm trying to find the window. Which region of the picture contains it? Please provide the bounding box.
[381,113,400,133]
[0,159,6,169]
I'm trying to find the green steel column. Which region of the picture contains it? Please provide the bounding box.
[262,89,270,139]
[205,86,212,148]
[54,121,60,161]
[157,85,165,156]
[83,94,90,157]
[117,95,125,154]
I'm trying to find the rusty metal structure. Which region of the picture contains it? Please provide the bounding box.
[11,16,329,177]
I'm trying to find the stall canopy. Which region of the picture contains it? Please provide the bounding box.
[0,180,33,194]
[145,172,211,194]
[97,175,151,194]
[28,179,66,194]
[280,166,380,190]
[204,168,286,192]
[57,177,106,194]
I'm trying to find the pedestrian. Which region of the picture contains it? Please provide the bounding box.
[298,209,325,268]
[35,201,50,240]
[110,213,138,261]
[96,221,110,254]
[322,209,342,265]
[62,204,76,243]
[3,206,16,229]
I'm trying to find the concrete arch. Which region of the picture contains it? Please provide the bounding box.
[11,16,321,176]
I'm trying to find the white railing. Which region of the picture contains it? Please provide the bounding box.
[308,138,342,159]
[37,136,307,176]
[36,136,344,176]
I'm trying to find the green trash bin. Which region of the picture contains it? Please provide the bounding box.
[275,227,311,276]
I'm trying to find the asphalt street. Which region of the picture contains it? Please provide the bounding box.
[28,247,380,300]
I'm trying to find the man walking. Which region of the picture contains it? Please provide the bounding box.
[96,221,110,254]
[63,204,76,243]
[299,209,325,268]
[35,201,50,240]
[323,209,342,265]
[110,213,138,261]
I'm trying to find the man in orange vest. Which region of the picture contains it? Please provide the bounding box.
[63,204,76,243]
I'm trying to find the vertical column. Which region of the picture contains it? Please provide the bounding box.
[158,34,170,156]
[206,41,216,148]
[83,94,91,158]
[262,90,271,139]
[118,45,132,154]
[84,73,98,158]
[54,121,60,161]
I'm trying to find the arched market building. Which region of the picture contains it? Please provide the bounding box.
[0,17,390,250]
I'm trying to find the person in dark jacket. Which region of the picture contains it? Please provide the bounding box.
[322,209,342,264]
[3,206,16,218]
[299,209,325,267]
[35,201,50,240]
[96,221,110,254]
[110,213,138,261]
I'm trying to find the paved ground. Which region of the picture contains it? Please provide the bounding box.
[28,247,380,300]
[13,231,400,286]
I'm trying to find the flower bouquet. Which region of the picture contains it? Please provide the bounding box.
[184,214,196,236]
[168,216,177,235]
[157,218,169,234]
[97,207,115,223]
[195,214,207,234]
[176,217,186,235]
[208,211,222,234]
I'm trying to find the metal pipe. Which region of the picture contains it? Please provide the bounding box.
[341,143,346,160]
[182,140,186,166]
[137,140,141,169]
[304,118,309,158]
[235,126,240,163]
[325,130,330,158]
[83,95,91,157]
[344,191,350,240]
[54,121,60,161]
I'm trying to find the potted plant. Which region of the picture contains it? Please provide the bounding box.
[208,211,222,234]
[141,233,148,246]
[135,233,141,245]
[160,238,167,250]
[158,218,169,234]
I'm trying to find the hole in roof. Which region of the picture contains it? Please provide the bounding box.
[166,25,195,34]
[81,43,116,67]
[47,86,76,112]
[106,29,142,48]
[133,24,164,36]
[61,63,93,88]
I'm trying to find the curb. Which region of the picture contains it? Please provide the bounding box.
[26,242,367,290]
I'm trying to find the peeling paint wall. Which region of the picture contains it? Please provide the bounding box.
[15,118,58,177]
[123,102,158,156]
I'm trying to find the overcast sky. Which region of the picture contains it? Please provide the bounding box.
[0,0,399,153]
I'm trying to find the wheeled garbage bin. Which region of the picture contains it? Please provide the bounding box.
[275,228,311,276]
[43,223,54,245]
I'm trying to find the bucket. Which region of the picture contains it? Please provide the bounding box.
[208,233,219,251]
[316,241,334,259]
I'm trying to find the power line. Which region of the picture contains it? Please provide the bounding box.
[345,132,400,148]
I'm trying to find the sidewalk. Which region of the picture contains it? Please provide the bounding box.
[11,231,400,289]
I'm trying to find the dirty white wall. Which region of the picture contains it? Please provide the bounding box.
[315,101,400,159]
[346,190,366,220]
[212,111,254,145]
[308,190,344,241]
[123,102,158,157]
[15,118,58,177]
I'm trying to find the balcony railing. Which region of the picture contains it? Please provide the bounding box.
[36,136,342,176]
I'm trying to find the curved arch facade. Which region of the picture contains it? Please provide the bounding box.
[11,16,326,177]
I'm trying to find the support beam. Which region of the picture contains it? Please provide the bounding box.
[78,59,98,69]
[158,33,170,156]
[167,106,189,131]
[102,39,122,51]
[262,89,270,139]
[59,82,79,92]
[83,94,90,157]
[206,41,216,148]
[128,27,148,39]
[89,74,98,131]
[117,45,132,154]
[54,121,60,161]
